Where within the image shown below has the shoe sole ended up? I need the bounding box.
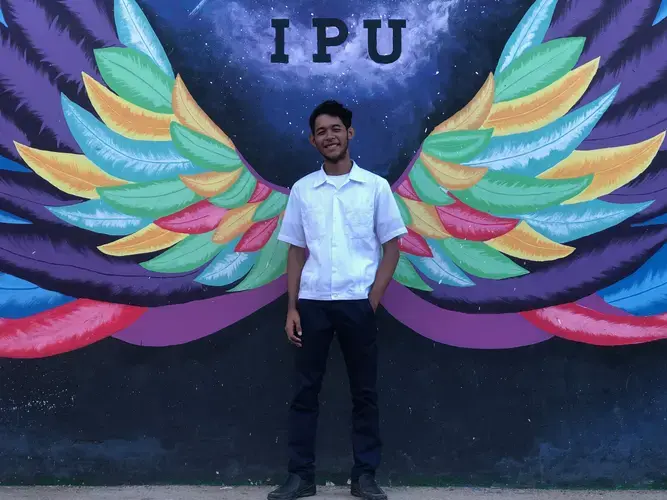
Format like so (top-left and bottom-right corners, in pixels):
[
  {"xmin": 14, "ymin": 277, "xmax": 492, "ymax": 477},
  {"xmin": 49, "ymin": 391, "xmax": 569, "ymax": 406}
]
[
  {"xmin": 350, "ymin": 486, "xmax": 387, "ymax": 500},
  {"xmin": 267, "ymin": 485, "xmax": 316, "ymax": 500}
]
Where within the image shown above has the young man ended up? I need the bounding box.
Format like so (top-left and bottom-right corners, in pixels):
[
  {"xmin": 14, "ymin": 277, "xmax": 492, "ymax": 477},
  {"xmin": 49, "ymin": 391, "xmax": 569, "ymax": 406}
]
[{"xmin": 269, "ymin": 100, "xmax": 407, "ymax": 500}]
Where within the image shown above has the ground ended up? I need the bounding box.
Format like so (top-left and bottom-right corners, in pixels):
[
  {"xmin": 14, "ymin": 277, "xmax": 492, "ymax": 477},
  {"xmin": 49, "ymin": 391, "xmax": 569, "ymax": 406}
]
[{"xmin": 2, "ymin": 487, "xmax": 667, "ymax": 499}]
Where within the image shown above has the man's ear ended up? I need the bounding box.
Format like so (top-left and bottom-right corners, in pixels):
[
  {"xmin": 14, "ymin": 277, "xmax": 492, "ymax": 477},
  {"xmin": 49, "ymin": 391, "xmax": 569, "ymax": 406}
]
[
  {"xmin": 309, "ymin": 134, "xmax": 316, "ymax": 147},
  {"xmin": 348, "ymin": 127, "xmax": 355, "ymax": 140}
]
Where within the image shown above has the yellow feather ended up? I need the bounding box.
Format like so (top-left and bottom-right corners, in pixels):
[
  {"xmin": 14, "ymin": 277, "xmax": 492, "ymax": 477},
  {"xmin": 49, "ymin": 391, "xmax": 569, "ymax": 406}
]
[
  {"xmin": 14, "ymin": 142, "xmax": 127, "ymax": 199},
  {"xmin": 173, "ymin": 75, "xmax": 235, "ymax": 149},
  {"xmin": 486, "ymin": 221, "xmax": 575, "ymax": 262},
  {"xmin": 539, "ymin": 133, "xmax": 666, "ymax": 204},
  {"xmin": 402, "ymin": 197, "xmax": 450, "ymax": 239},
  {"xmin": 432, "ymin": 73, "xmax": 494, "ymax": 133},
  {"xmin": 483, "ymin": 58, "xmax": 600, "ymax": 136},
  {"xmin": 98, "ymin": 224, "xmax": 187, "ymax": 256},
  {"xmin": 420, "ymin": 152, "xmax": 488, "ymax": 190},
  {"xmin": 212, "ymin": 205, "xmax": 257, "ymax": 244},
  {"xmin": 82, "ymin": 73, "xmax": 174, "ymax": 141},
  {"xmin": 179, "ymin": 170, "xmax": 243, "ymax": 197}
]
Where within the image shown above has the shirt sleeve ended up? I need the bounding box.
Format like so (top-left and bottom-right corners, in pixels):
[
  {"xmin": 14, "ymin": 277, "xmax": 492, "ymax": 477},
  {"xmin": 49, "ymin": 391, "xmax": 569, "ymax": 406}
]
[
  {"xmin": 278, "ymin": 185, "xmax": 307, "ymax": 248},
  {"xmin": 375, "ymin": 178, "xmax": 408, "ymax": 244}
]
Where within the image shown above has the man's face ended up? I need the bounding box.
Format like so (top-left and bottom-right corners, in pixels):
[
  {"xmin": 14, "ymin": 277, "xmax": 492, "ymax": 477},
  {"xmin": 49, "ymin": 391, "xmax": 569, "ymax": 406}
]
[{"xmin": 310, "ymin": 114, "xmax": 354, "ymax": 162}]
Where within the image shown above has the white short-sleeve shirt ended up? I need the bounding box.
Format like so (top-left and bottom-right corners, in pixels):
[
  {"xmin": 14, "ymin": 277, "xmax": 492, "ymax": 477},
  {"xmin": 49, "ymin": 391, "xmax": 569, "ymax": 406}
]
[{"xmin": 278, "ymin": 162, "xmax": 408, "ymax": 301}]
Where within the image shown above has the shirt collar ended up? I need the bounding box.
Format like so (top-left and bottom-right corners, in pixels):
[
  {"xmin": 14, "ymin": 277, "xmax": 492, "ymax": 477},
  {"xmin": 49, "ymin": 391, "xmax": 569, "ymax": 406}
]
[{"xmin": 313, "ymin": 161, "xmax": 366, "ymax": 188}]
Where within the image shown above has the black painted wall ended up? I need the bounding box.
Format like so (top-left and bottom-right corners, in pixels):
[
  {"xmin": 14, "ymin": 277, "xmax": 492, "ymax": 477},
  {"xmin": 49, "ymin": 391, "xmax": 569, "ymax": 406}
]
[{"xmin": 2, "ymin": 297, "xmax": 666, "ymax": 488}]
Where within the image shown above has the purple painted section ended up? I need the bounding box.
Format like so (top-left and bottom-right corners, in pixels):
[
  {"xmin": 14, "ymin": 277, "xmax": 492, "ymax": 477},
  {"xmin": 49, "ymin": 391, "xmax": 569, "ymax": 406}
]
[
  {"xmin": 544, "ymin": 0, "xmax": 604, "ymax": 41},
  {"xmin": 58, "ymin": 0, "xmax": 120, "ymax": 47},
  {"xmin": 113, "ymin": 277, "xmax": 287, "ymax": 346},
  {"xmin": 382, "ymin": 282, "xmax": 552, "ymax": 349}
]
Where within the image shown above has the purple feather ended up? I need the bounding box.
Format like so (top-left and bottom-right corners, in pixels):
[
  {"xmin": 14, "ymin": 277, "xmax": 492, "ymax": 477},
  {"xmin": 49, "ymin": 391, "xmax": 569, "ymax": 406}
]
[
  {"xmin": 578, "ymin": 28, "xmax": 667, "ymax": 108},
  {"xmin": 578, "ymin": 0, "xmax": 654, "ymax": 66},
  {"xmin": 0, "ymin": 227, "xmax": 228, "ymax": 307},
  {"xmin": 3, "ymin": 0, "xmax": 102, "ymax": 90},
  {"xmin": 0, "ymin": 172, "xmax": 82, "ymax": 226},
  {"xmin": 411, "ymin": 225, "xmax": 667, "ymax": 314},
  {"xmin": 0, "ymin": 111, "xmax": 28, "ymax": 162},
  {"xmin": 58, "ymin": 0, "xmax": 120, "ymax": 48},
  {"xmin": 581, "ymin": 93, "xmax": 667, "ymax": 150},
  {"xmin": 0, "ymin": 34, "xmax": 80, "ymax": 152},
  {"xmin": 544, "ymin": 0, "xmax": 604, "ymax": 41}
]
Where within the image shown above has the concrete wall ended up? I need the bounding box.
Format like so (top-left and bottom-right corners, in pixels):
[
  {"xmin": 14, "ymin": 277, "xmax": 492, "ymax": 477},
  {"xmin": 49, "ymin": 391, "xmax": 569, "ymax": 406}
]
[{"xmin": 0, "ymin": 0, "xmax": 667, "ymax": 488}]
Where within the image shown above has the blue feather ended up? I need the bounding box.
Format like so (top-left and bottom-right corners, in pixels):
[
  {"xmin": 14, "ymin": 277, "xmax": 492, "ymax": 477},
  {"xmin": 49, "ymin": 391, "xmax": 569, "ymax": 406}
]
[
  {"xmin": 47, "ymin": 199, "xmax": 151, "ymax": 235},
  {"xmin": 0, "ymin": 6, "xmax": 6, "ymax": 27},
  {"xmin": 634, "ymin": 213, "xmax": 667, "ymax": 227},
  {"xmin": 654, "ymin": 0, "xmax": 667, "ymax": 26},
  {"xmin": 0, "ymin": 156, "xmax": 30, "ymax": 172},
  {"xmin": 0, "ymin": 274, "xmax": 74, "ymax": 319},
  {"xmin": 599, "ymin": 244, "xmax": 667, "ymax": 315},
  {"xmin": 0, "ymin": 209, "xmax": 31, "ymax": 225}
]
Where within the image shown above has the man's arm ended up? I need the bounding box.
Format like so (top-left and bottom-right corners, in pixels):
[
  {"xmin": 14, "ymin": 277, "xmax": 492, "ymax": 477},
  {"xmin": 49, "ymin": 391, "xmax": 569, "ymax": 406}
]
[
  {"xmin": 369, "ymin": 237, "xmax": 401, "ymax": 311},
  {"xmin": 370, "ymin": 179, "xmax": 408, "ymax": 311}
]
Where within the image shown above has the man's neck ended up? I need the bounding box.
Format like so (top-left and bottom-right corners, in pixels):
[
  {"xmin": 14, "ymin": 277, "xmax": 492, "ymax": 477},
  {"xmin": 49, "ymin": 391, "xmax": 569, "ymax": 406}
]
[{"xmin": 323, "ymin": 157, "xmax": 353, "ymax": 177}]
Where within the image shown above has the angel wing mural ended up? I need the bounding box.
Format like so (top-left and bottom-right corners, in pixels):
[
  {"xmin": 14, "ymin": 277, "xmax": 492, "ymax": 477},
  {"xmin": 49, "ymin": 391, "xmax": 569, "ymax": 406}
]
[{"xmin": 0, "ymin": 0, "xmax": 666, "ymax": 358}]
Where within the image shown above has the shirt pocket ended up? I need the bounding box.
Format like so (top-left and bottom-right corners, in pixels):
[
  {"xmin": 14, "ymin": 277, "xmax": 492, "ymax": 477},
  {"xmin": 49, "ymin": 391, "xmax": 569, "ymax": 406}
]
[
  {"xmin": 303, "ymin": 205, "xmax": 326, "ymax": 241},
  {"xmin": 343, "ymin": 201, "xmax": 374, "ymax": 239}
]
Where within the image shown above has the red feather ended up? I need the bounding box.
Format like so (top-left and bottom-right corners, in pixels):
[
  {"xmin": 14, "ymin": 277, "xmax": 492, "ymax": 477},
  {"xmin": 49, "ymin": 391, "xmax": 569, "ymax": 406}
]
[
  {"xmin": 398, "ymin": 228, "xmax": 433, "ymax": 257},
  {"xmin": 521, "ymin": 304, "xmax": 667, "ymax": 346},
  {"xmin": 249, "ymin": 183, "xmax": 272, "ymax": 203},
  {"xmin": 0, "ymin": 300, "xmax": 146, "ymax": 358},
  {"xmin": 235, "ymin": 216, "xmax": 279, "ymax": 252},
  {"xmin": 154, "ymin": 200, "xmax": 228, "ymax": 234},
  {"xmin": 435, "ymin": 200, "xmax": 519, "ymax": 241},
  {"xmin": 396, "ymin": 179, "xmax": 421, "ymax": 201}
]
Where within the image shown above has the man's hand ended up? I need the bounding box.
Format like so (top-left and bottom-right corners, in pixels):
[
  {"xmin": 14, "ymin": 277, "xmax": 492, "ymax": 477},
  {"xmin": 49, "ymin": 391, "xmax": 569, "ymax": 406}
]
[
  {"xmin": 285, "ymin": 308, "xmax": 302, "ymax": 347},
  {"xmin": 368, "ymin": 293, "xmax": 380, "ymax": 313}
]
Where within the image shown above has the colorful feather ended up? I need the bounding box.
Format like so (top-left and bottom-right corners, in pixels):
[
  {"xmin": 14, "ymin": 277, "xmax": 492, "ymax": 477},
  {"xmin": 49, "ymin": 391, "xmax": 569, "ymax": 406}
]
[
  {"xmin": 0, "ymin": 210, "xmax": 30, "ymax": 225},
  {"xmin": 3, "ymin": 0, "xmax": 102, "ymax": 89},
  {"xmin": 435, "ymin": 200, "xmax": 519, "ymax": 241},
  {"xmin": 113, "ymin": 0, "xmax": 174, "ymax": 77},
  {"xmin": 248, "ymin": 183, "xmax": 272, "ymax": 204},
  {"xmin": 517, "ymin": 199, "xmax": 653, "ymax": 243},
  {"xmin": 97, "ymin": 223, "xmax": 187, "ymax": 256},
  {"xmin": 656, "ymin": 0, "xmax": 667, "ymax": 25},
  {"xmin": 408, "ymin": 160, "xmax": 455, "ymax": 205},
  {"xmin": 0, "ymin": 299, "xmax": 146, "ymax": 358},
  {"xmin": 0, "ymin": 4, "xmax": 6, "ymax": 26},
  {"xmin": 541, "ymin": 132, "xmax": 665, "ymax": 204},
  {"xmin": 140, "ymin": 232, "xmax": 223, "ymax": 273},
  {"xmin": 396, "ymin": 179, "xmax": 420, "ymax": 201},
  {"xmin": 398, "ymin": 228, "xmax": 432, "ymax": 257},
  {"xmin": 432, "ymin": 74, "xmax": 494, "ymax": 133},
  {"xmin": 407, "ymin": 239, "xmax": 474, "ymax": 287},
  {"xmin": 209, "ymin": 169, "xmax": 257, "ymax": 209},
  {"xmin": 82, "ymin": 73, "xmax": 174, "ymax": 141},
  {"xmin": 14, "ymin": 142, "xmax": 127, "ymax": 199},
  {"xmin": 599, "ymin": 244, "xmax": 667, "ymax": 316},
  {"xmin": 0, "ymin": 156, "xmax": 30, "ymax": 173},
  {"xmin": 230, "ymin": 220, "xmax": 288, "ymax": 292},
  {"xmin": 453, "ymin": 171, "xmax": 593, "ymax": 216},
  {"xmin": 393, "ymin": 255, "xmax": 433, "ymax": 292},
  {"xmin": 0, "ymin": 273, "xmax": 74, "ymax": 319},
  {"xmin": 0, "ymin": 36, "xmax": 79, "ymax": 150},
  {"xmin": 520, "ymin": 303, "xmax": 667, "ymax": 346},
  {"xmin": 179, "ymin": 170, "xmax": 243, "ymax": 198},
  {"xmin": 58, "ymin": 0, "xmax": 120, "ymax": 47},
  {"xmin": 194, "ymin": 237, "xmax": 257, "ymax": 287},
  {"xmin": 212, "ymin": 205, "xmax": 257, "ymax": 244},
  {"xmin": 465, "ymin": 86, "xmax": 619, "ymax": 176},
  {"xmin": 48, "ymin": 199, "xmax": 152, "ymax": 236},
  {"xmin": 171, "ymin": 122, "xmax": 243, "ymax": 171},
  {"xmin": 496, "ymin": 0, "xmax": 559, "ymax": 74},
  {"xmin": 402, "ymin": 198, "xmax": 450, "ymax": 239},
  {"xmin": 62, "ymin": 96, "xmax": 204, "ymax": 182},
  {"xmin": 484, "ymin": 58, "xmax": 599, "ymax": 136},
  {"xmin": 236, "ymin": 216, "xmax": 279, "ymax": 252},
  {"xmin": 98, "ymin": 178, "xmax": 203, "ymax": 219},
  {"xmin": 420, "ymin": 153, "xmax": 488, "ymax": 190},
  {"xmin": 253, "ymin": 191, "xmax": 288, "ymax": 222},
  {"xmin": 94, "ymin": 47, "xmax": 174, "ymax": 113},
  {"xmin": 495, "ymin": 38, "xmax": 585, "ymax": 103},
  {"xmin": 154, "ymin": 200, "xmax": 228, "ymax": 234},
  {"xmin": 486, "ymin": 221, "xmax": 575, "ymax": 261},
  {"xmin": 440, "ymin": 238, "xmax": 529, "ymax": 279},
  {"xmin": 173, "ymin": 75, "xmax": 235, "ymax": 149},
  {"xmin": 421, "ymin": 130, "xmax": 493, "ymax": 164}
]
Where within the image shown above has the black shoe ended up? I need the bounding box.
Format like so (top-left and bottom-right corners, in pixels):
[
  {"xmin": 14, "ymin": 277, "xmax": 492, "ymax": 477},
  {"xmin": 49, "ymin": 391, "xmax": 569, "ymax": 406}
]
[
  {"xmin": 350, "ymin": 474, "xmax": 387, "ymax": 500},
  {"xmin": 267, "ymin": 473, "xmax": 316, "ymax": 500}
]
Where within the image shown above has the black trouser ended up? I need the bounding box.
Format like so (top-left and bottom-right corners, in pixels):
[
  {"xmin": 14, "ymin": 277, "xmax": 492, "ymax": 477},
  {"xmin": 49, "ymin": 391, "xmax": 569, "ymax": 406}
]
[{"xmin": 287, "ymin": 299, "xmax": 381, "ymax": 482}]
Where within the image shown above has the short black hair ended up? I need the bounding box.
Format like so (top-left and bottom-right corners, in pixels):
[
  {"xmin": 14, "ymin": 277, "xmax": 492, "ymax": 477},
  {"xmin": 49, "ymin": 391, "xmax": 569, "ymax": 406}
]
[{"xmin": 309, "ymin": 100, "xmax": 352, "ymax": 133}]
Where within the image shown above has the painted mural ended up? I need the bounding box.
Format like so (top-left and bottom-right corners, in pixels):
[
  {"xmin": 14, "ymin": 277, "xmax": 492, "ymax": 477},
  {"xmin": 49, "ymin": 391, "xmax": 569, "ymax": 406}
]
[{"xmin": 0, "ymin": 0, "xmax": 666, "ymax": 359}]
